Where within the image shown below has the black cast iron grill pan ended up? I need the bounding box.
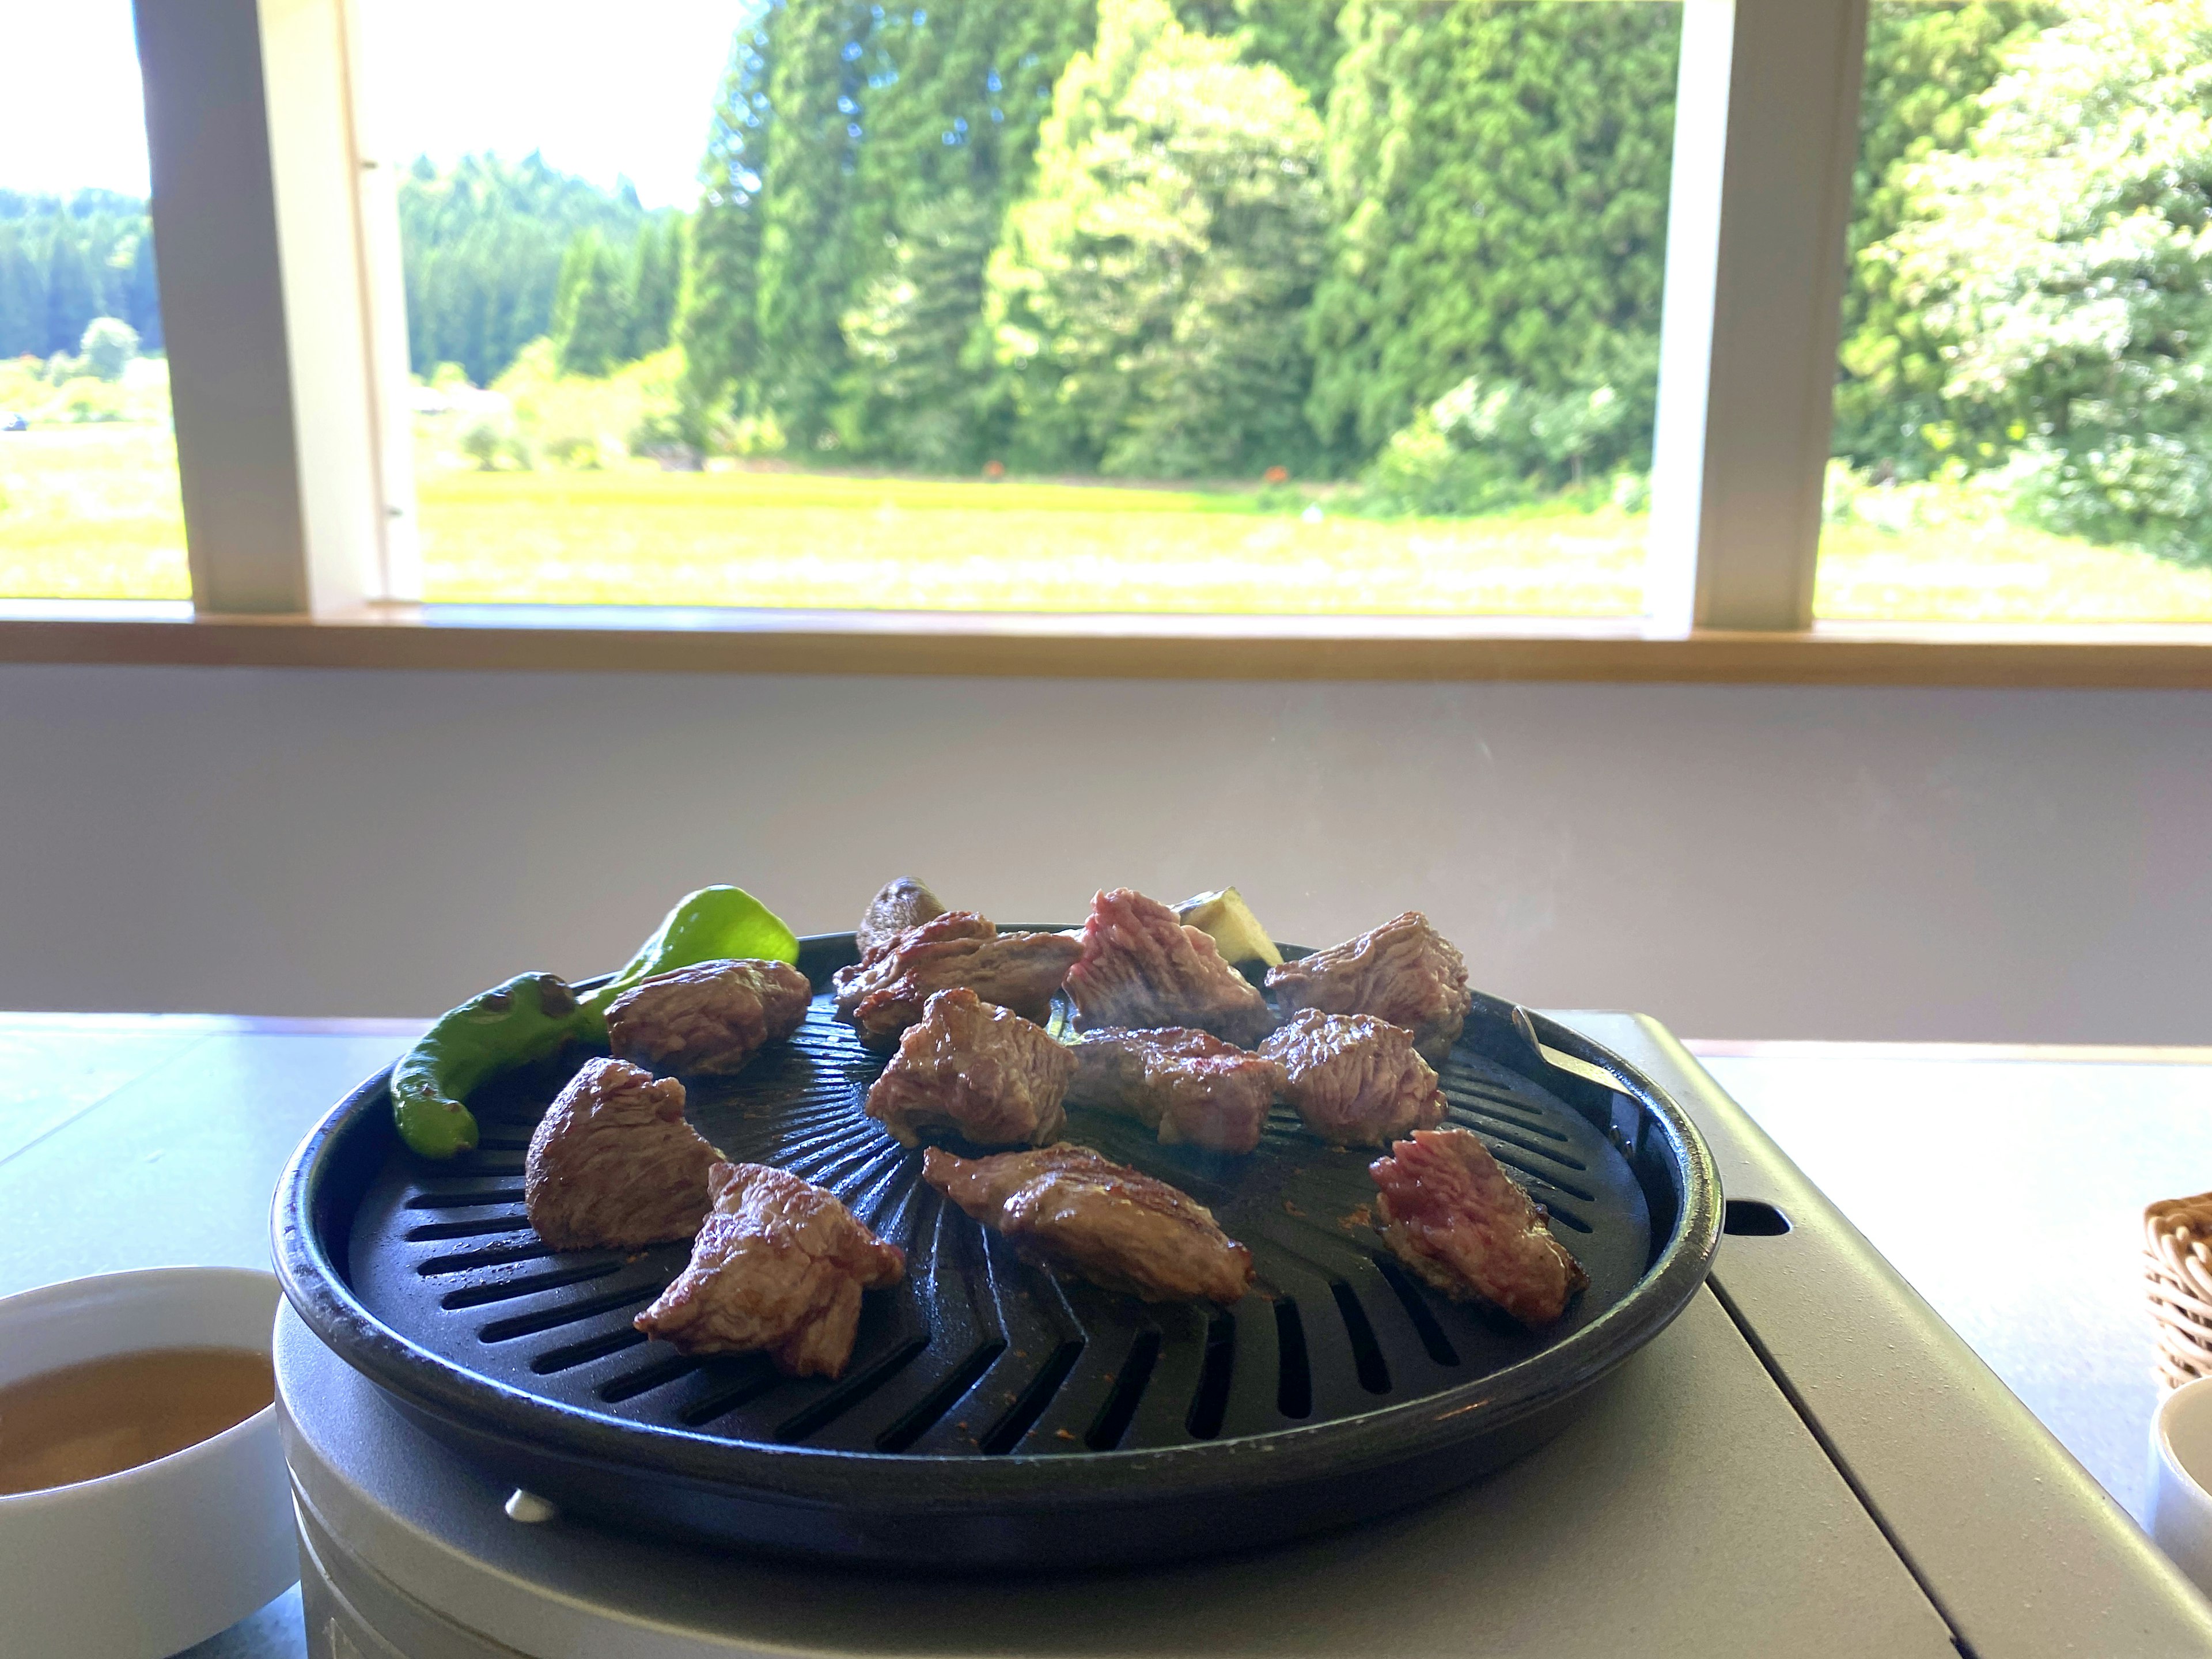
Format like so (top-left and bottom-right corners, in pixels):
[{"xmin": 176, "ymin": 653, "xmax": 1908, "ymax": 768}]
[{"xmin": 275, "ymin": 932, "xmax": 1721, "ymax": 1569}]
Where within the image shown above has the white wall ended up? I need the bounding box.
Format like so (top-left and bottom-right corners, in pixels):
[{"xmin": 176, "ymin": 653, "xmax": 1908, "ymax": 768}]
[{"xmin": 3, "ymin": 663, "xmax": 2206, "ymax": 1043}]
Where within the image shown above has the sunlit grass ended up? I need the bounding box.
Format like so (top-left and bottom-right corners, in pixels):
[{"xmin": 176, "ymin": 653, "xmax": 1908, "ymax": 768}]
[
  {"xmin": 0, "ymin": 426, "xmax": 190, "ymax": 600},
  {"xmin": 1816, "ymin": 516, "xmax": 2212, "ymax": 623},
  {"xmin": 414, "ymin": 465, "xmax": 1646, "ymax": 615},
  {"xmin": 10, "ymin": 425, "xmax": 2212, "ymax": 624}
]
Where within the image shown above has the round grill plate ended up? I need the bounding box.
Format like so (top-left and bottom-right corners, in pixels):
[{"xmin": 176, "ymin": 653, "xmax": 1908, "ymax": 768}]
[{"xmin": 278, "ymin": 934, "xmax": 1718, "ymax": 1568}]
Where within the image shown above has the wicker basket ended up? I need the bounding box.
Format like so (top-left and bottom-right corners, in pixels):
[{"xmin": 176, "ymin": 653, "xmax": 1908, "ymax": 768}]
[{"xmin": 2146, "ymin": 1192, "xmax": 2212, "ymax": 1389}]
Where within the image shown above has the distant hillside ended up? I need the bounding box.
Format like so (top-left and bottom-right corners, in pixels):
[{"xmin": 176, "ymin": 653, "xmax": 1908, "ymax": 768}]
[
  {"xmin": 399, "ymin": 152, "xmax": 676, "ymax": 385},
  {"xmin": 0, "ymin": 189, "xmax": 161, "ymax": 361}
]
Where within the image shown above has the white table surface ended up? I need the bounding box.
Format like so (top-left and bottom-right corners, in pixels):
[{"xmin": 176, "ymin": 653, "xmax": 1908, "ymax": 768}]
[{"xmin": 3, "ymin": 1015, "xmax": 2206, "ymax": 1656}]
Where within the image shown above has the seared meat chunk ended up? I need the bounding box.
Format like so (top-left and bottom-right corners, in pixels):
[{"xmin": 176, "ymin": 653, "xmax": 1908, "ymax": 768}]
[
  {"xmin": 606, "ymin": 958, "xmax": 811, "ymax": 1077},
  {"xmin": 1266, "ymin": 912, "xmax": 1472, "ymax": 1063},
  {"xmin": 1259, "ymin": 1010, "xmax": 1445, "ymax": 1147},
  {"xmin": 1369, "ymin": 1127, "xmax": 1587, "ymax": 1327},
  {"xmin": 1066, "ymin": 1027, "xmax": 1282, "ymax": 1155},
  {"xmin": 1063, "ymin": 888, "xmax": 1274, "ymax": 1046},
  {"xmin": 634, "ymin": 1161, "xmax": 906, "ymax": 1377},
  {"xmin": 866, "ymin": 987, "xmax": 1074, "ymax": 1149},
  {"xmin": 524, "ymin": 1058, "xmax": 721, "ymax": 1251},
  {"xmin": 834, "ymin": 912, "xmax": 1080, "ymax": 1048},
  {"xmin": 857, "ymin": 877, "xmax": 945, "ymax": 959},
  {"xmin": 830, "ymin": 909, "xmax": 995, "ymax": 1008},
  {"xmin": 924, "ymin": 1145, "xmax": 1252, "ymax": 1304}
]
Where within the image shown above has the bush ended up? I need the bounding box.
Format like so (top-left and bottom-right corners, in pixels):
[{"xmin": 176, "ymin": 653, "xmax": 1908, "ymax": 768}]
[
  {"xmin": 79, "ymin": 317, "xmax": 139, "ymax": 382},
  {"xmin": 486, "ymin": 339, "xmax": 684, "ymax": 468},
  {"xmin": 1354, "ymin": 368, "xmax": 1649, "ymax": 516},
  {"xmin": 457, "ymin": 416, "xmax": 529, "ymax": 471},
  {"xmin": 58, "ymin": 378, "xmax": 126, "ymax": 423}
]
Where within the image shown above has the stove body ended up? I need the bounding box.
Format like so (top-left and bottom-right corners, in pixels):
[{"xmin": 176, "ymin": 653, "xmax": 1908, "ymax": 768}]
[{"xmin": 277, "ymin": 1014, "xmax": 2212, "ymax": 1659}]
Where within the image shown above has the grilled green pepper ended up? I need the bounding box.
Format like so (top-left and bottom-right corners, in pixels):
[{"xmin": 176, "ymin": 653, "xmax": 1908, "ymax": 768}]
[
  {"xmin": 577, "ymin": 886, "xmax": 801, "ymax": 1036},
  {"xmin": 392, "ymin": 972, "xmax": 582, "ymax": 1160}
]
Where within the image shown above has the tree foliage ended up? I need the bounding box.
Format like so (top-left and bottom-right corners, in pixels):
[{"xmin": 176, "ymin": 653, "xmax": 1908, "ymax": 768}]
[
  {"xmin": 1307, "ymin": 1, "xmax": 1680, "ymax": 464},
  {"xmin": 1170, "ymin": 0, "xmax": 1346, "ymax": 104},
  {"xmin": 679, "ymin": 16, "xmax": 775, "ymax": 434},
  {"xmin": 0, "ymin": 191, "xmax": 163, "ymax": 360},
  {"xmin": 838, "ymin": 188, "xmax": 1001, "ymax": 468},
  {"xmin": 1877, "ymin": 0, "xmax": 2212, "ymax": 557},
  {"xmin": 1834, "ymin": 2, "xmax": 2057, "ymax": 471},
  {"xmin": 680, "ymin": 0, "xmax": 1096, "ymax": 453},
  {"xmin": 985, "ymin": 0, "xmax": 1329, "ymax": 476},
  {"xmin": 397, "ymin": 153, "xmax": 672, "ymax": 385},
  {"xmin": 79, "ymin": 317, "xmax": 139, "ymax": 382},
  {"xmin": 550, "ymin": 229, "xmax": 627, "ymax": 376}
]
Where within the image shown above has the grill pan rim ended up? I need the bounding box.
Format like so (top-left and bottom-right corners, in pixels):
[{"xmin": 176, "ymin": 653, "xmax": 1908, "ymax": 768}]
[{"xmin": 272, "ymin": 934, "xmax": 1720, "ymax": 1514}]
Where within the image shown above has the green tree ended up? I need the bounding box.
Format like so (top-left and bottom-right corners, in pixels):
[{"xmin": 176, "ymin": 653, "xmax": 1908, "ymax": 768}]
[
  {"xmin": 626, "ymin": 215, "xmax": 682, "ymax": 361},
  {"xmin": 1306, "ymin": 0, "xmax": 1681, "ymax": 463},
  {"xmin": 398, "ymin": 153, "xmax": 650, "ymax": 384},
  {"xmin": 121, "ymin": 230, "xmax": 162, "ymax": 351},
  {"xmin": 0, "ymin": 224, "xmax": 42, "ymax": 359},
  {"xmin": 1834, "ymin": 2, "xmax": 2057, "ymax": 472},
  {"xmin": 40, "ymin": 221, "xmax": 99, "ymax": 358},
  {"xmin": 681, "ymin": 0, "xmax": 1096, "ymax": 453},
  {"xmin": 986, "ymin": 0, "xmax": 1330, "ymax": 476},
  {"xmin": 550, "ymin": 228, "xmax": 631, "ymax": 376},
  {"xmin": 1171, "ymin": 0, "xmax": 1344, "ymax": 103},
  {"xmin": 749, "ymin": 0, "xmax": 873, "ymax": 445},
  {"xmin": 1877, "ymin": 0, "xmax": 2212, "ymax": 557},
  {"xmin": 838, "ymin": 188, "xmax": 1000, "ymax": 468},
  {"xmin": 679, "ymin": 15, "xmax": 775, "ymax": 437}
]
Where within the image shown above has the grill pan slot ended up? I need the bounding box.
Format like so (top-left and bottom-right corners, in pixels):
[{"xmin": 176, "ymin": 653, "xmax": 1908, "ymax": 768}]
[
  {"xmin": 402, "ymin": 1187, "xmax": 524, "ymax": 1210},
  {"xmin": 1086, "ymin": 1328, "xmax": 1162, "ymax": 1450}
]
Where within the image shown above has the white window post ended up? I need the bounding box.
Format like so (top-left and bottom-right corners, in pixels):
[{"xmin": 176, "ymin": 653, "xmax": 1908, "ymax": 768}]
[
  {"xmin": 134, "ymin": 0, "xmax": 412, "ymax": 613},
  {"xmin": 1647, "ymin": 0, "xmax": 1871, "ymax": 633}
]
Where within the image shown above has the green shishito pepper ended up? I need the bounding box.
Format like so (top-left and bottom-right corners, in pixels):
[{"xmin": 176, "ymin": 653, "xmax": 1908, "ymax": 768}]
[
  {"xmin": 391, "ymin": 973, "xmax": 582, "ymax": 1160},
  {"xmin": 575, "ymin": 885, "xmax": 801, "ymax": 1037},
  {"xmin": 390, "ymin": 888, "xmax": 799, "ymax": 1160}
]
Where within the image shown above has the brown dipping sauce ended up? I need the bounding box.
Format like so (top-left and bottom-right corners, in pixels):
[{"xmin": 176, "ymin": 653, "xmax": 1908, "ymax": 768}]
[{"xmin": 0, "ymin": 1347, "xmax": 274, "ymax": 1497}]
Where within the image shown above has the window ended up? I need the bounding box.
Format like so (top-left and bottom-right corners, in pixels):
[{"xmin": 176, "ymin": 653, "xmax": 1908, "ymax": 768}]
[
  {"xmin": 363, "ymin": 0, "xmax": 1682, "ymax": 619},
  {"xmin": 0, "ymin": 3, "xmax": 185, "ymax": 603},
  {"xmin": 15, "ymin": 0, "xmax": 2204, "ymax": 676},
  {"xmin": 1817, "ymin": 0, "xmax": 2212, "ymax": 624}
]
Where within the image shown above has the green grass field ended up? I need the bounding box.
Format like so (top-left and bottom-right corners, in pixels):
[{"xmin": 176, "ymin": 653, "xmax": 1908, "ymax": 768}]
[{"xmin": 8, "ymin": 423, "xmax": 2212, "ymax": 623}]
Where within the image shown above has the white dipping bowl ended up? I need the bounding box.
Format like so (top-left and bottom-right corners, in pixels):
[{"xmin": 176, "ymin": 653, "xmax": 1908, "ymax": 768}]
[{"xmin": 0, "ymin": 1267, "xmax": 294, "ymax": 1659}]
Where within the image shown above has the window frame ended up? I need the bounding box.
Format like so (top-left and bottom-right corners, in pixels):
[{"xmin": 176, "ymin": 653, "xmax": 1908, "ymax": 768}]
[{"xmin": 41, "ymin": 0, "xmax": 2204, "ymax": 683}]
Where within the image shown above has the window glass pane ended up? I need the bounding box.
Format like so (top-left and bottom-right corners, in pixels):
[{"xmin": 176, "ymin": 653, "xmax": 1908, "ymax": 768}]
[
  {"xmin": 0, "ymin": 4, "xmax": 186, "ymax": 602},
  {"xmin": 1818, "ymin": 0, "xmax": 2212, "ymax": 624},
  {"xmin": 368, "ymin": 0, "xmax": 1680, "ymax": 618}
]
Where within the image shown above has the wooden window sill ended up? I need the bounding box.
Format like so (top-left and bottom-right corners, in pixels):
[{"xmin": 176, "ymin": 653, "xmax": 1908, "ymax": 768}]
[{"xmin": 3, "ymin": 601, "xmax": 2212, "ymax": 686}]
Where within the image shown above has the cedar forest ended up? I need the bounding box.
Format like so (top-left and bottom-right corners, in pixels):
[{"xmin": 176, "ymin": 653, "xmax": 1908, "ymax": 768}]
[{"xmin": 7, "ymin": 0, "xmax": 2212, "ymax": 557}]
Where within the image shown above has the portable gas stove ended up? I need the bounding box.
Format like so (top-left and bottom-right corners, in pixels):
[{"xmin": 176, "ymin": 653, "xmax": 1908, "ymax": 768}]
[{"xmin": 274, "ymin": 1002, "xmax": 2212, "ymax": 1658}]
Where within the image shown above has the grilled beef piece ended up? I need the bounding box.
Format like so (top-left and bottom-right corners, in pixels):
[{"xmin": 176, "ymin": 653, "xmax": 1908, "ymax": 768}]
[
  {"xmin": 866, "ymin": 987, "xmax": 1074, "ymax": 1149},
  {"xmin": 856, "ymin": 877, "xmax": 946, "ymax": 959},
  {"xmin": 830, "ymin": 909, "xmax": 996, "ymax": 1007},
  {"xmin": 834, "ymin": 912, "xmax": 1080, "ymax": 1048},
  {"xmin": 1063, "ymin": 888, "xmax": 1274, "ymax": 1047},
  {"xmin": 606, "ymin": 958, "xmax": 812, "ymax": 1077},
  {"xmin": 634, "ymin": 1161, "xmax": 906, "ymax": 1377},
  {"xmin": 1065, "ymin": 1027, "xmax": 1282, "ymax": 1155},
  {"xmin": 1259, "ymin": 1010, "xmax": 1446, "ymax": 1147},
  {"xmin": 1265, "ymin": 912, "xmax": 1472, "ymax": 1064},
  {"xmin": 524, "ymin": 1058, "xmax": 722, "ymax": 1251},
  {"xmin": 1369, "ymin": 1127, "xmax": 1587, "ymax": 1327},
  {"xmin": 923, "ymin": 1145, "xmax": 1252, "ymax": 1304}
]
